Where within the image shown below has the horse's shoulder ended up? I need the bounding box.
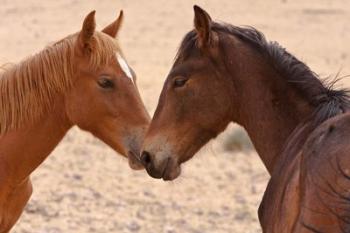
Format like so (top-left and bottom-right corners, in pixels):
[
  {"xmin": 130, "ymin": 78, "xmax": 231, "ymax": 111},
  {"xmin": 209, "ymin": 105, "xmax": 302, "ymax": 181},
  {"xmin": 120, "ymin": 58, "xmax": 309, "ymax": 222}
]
[
  {"xmin": 301, "ymin": 112, "xmax": 350, "ymax": 173},
  {"xmin": 295, "ymin": 113, "xmax": 350, "ymax": 232},
  {"xmin": 305, "ymin": 113, "xmax": 350, "ymax": 148}
]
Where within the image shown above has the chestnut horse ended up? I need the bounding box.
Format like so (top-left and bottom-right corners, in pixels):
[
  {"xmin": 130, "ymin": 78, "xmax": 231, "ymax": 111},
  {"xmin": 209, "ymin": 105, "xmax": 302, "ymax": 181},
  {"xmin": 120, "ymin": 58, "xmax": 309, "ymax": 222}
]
[
  {"xmin": 141, "ymin": 5, "xmax": 350, "ymax": 233},
  {"xmin": 0, "ymin": 10, "xmax": 149, "ymax": 232}
]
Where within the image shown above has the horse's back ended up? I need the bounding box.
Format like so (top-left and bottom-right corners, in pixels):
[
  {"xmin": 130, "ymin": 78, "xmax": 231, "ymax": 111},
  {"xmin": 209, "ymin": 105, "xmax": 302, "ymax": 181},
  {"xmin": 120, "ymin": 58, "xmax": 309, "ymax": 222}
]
[
  {"xmin": 259, "ymin": 113, "xmax": 350, "ymax": 233},
  {"xmin": 294, "ymin": 113, "xmax": 350, "ymax": 232}
]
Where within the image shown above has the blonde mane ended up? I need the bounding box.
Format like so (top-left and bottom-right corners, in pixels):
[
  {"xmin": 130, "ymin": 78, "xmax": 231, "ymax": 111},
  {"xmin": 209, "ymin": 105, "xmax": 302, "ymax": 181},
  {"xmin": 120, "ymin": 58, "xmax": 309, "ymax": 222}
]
[{"xmin": 0, "ymin": 31, "xmax": 118, "ymax": 134}]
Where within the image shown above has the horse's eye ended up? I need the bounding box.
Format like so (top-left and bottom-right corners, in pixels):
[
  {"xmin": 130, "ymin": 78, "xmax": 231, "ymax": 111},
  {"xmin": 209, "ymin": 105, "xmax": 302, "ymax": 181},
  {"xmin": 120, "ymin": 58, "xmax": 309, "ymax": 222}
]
[
  {"xmin": 98, "ymin": 77, "xmax": 114, "ymax": 89},
  {"xmin": 174, "ymin": 77, "xmax": 188, "ymax": 88}
]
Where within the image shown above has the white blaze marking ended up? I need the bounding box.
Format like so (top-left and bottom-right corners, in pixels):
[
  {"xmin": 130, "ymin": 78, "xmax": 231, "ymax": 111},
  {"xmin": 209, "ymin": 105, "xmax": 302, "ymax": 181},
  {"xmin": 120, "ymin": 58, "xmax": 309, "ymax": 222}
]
[{"xmin": 116, "ymin": 53, "xmax": 134, "ymax": 83}]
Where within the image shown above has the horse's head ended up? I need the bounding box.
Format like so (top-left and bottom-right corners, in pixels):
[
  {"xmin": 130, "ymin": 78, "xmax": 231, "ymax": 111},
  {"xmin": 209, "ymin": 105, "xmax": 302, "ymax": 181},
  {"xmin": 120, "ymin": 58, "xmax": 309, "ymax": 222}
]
[
  {"xmin": 66, "ymin": 11, "xmax": 150, "ymax": 170},
  {"xmin": 141, "ymin": 6, "xmax": 234, "ymax": 180}
]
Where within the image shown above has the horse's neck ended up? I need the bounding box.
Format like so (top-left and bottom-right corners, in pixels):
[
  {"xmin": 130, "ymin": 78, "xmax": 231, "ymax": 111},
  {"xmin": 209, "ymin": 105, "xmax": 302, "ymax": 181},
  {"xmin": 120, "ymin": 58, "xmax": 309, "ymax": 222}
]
[
  {"xmin": 0, "ymin": 101, "xmax": 71, "ymax": 186},
  {"xmin": 231, "ymin": 55, "xmax": 314, "ymax": 174}
]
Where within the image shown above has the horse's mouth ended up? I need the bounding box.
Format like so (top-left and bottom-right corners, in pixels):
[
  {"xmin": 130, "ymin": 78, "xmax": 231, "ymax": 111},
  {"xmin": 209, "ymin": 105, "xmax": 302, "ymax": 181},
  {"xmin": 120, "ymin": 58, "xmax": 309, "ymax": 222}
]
[
  {"xmin": 161, "ymin": 157, "xmax": 170, "ymax": 179},
  {"xmin": 161, "ymin": 158, "xmax": 181, "ymax": 181},
  {"xmin": 143, "ymin": 156, "xmax": 179, "ymax": 180},
  {"xmin": 127, "ymin": 151, "xmax": 144, "ymax": 170}
]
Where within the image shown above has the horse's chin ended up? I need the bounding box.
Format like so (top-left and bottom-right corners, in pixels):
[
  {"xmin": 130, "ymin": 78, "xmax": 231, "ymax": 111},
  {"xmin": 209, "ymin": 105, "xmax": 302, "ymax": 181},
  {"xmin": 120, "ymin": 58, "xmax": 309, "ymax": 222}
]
[
  {"xmin": 162, "ymin": 163, "xmax": 181, "ymax": 181},
  {"xmin": 127, "ymin": 151, "xmax": 144, "ymax": 170}
]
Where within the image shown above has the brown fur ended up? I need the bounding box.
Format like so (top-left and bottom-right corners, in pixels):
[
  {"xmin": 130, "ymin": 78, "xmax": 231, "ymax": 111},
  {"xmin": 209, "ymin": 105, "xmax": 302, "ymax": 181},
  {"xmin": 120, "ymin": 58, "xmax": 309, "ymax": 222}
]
[
  {"xmin": 0, "ymin": 10, "xmax": 149, "ymax": 232},
  {"xmin": 141, "ymin": 5, "xmax": 350, "ymax": 232},
  {"xmin": 0, "ymin": 31, "xmax": 118, "ymax": 134}
]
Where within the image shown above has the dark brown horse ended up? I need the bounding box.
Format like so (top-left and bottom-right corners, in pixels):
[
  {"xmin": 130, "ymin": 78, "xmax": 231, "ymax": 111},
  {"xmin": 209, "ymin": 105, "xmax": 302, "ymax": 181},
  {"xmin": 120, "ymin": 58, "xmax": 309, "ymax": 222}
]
[{"xmin": 141, "ymin": 5, "xmax": 350, "ymax": 233}]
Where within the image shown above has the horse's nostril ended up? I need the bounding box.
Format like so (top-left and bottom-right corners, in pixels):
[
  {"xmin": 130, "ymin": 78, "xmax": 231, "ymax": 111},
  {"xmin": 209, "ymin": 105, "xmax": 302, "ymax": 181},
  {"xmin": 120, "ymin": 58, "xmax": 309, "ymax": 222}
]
[{"xmin": 141, "ymin": 151, "xmax": 152, "ymax": 165}]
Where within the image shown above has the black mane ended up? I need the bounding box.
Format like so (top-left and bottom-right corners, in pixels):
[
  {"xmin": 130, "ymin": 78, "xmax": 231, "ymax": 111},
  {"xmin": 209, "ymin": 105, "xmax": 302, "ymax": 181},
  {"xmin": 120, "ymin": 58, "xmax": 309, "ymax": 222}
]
[{"xmin": 176, "ymin": 22, "xmax": 350, "ymax": 126}]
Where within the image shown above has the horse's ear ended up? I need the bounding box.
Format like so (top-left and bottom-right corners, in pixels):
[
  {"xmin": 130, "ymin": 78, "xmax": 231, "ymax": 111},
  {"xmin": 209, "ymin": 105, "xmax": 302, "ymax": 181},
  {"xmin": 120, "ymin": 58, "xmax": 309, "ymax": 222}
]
[
  {"xmin": 78, "ymin": 10, "xmax": 96, "ymax": 54},
  {"xmin": 193, "ymin": 5, "xmax": 212, "ymax": 48},
  {"xmin": 102, "ymin": 10, "xmax": 123, "ymax": 38}
]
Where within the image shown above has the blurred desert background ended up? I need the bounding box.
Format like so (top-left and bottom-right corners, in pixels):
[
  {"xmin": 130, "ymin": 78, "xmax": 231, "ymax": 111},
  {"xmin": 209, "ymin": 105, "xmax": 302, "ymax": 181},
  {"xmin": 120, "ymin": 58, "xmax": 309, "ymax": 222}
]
[{"xmin": 0, "ymin": 0, "xmax": 349, "ymax": 232}]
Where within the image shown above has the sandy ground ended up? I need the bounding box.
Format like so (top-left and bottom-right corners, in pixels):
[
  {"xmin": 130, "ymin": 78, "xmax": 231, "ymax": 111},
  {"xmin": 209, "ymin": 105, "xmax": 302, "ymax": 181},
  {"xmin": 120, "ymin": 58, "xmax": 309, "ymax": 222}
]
[{"xmin": 0, "ymin": 0, "xmax": 349, "ymax": 232}]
